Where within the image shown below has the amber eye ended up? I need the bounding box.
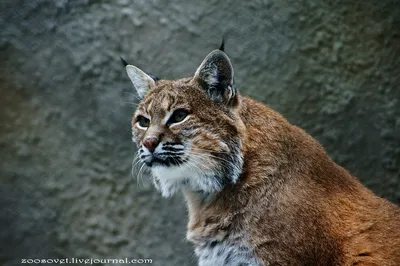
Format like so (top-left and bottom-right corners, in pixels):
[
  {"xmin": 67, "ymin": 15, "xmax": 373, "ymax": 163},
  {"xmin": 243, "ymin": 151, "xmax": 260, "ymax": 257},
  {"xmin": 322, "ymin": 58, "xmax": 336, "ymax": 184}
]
[
  {"xmin": 137, "ymin": 115, "xmax": 150, "ymax": 128},
  {"xmin": 168, "ymin": 109, "xmax": 189, "ymax": 125}
]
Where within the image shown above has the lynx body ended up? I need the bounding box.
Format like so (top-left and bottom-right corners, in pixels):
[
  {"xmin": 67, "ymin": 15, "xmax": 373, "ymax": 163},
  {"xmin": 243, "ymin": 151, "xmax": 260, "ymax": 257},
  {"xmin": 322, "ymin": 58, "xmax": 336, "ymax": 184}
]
[{"xmin": 123, "ymin": 48, "xmax": 400, "ymax": 266}]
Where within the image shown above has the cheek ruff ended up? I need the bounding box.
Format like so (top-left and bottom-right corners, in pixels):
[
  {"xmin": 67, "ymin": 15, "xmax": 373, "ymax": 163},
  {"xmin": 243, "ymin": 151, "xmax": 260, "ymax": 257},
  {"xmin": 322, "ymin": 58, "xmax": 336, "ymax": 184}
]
[{"xmin": 147, "ymin": 139, "xmax": 243, "ymax": 197}]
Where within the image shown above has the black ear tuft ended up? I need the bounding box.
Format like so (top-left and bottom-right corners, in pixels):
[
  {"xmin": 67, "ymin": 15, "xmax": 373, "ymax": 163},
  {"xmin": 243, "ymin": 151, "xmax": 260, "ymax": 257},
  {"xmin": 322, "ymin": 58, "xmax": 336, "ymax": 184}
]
[
  {"xmin": 121, "ymin": 56, "xmax": 160, "ymax": 81},
  {"xmin": 120, "ymin": 56, "xmax": 129, "ymax": 67},
  {"xmin": 219, "ymin": 38, "xmax": 225, "ymax": 52}
]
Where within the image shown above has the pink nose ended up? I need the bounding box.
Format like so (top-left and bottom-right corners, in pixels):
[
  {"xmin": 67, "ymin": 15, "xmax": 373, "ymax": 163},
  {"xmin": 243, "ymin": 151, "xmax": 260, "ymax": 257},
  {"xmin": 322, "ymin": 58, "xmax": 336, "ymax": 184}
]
[{"xmin": 142, "ymin": 137, "xmax": 159, "ymax": 152}]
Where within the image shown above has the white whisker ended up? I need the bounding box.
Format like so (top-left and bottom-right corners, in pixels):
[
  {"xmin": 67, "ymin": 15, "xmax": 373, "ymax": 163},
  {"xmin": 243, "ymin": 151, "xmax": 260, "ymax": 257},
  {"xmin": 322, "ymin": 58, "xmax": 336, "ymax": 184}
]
[{"xmin": 123, "ymin": 91, "xmax": 141, "ymax": 101}]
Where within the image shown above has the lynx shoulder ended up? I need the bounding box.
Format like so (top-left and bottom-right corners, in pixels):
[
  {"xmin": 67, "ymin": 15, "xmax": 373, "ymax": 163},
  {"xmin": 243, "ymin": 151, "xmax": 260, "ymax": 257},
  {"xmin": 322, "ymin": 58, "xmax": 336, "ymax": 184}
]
[{"xmin": 123, "ymin": 48, "xmax": 400, "ymax": 266}]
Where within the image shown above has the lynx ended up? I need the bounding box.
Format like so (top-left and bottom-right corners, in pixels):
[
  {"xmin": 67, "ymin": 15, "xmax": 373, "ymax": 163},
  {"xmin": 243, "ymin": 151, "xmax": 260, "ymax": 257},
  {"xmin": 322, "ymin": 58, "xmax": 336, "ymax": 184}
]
[{"xmin": 122, "ymin": 46, "xmax": 400, "ymax": 265}]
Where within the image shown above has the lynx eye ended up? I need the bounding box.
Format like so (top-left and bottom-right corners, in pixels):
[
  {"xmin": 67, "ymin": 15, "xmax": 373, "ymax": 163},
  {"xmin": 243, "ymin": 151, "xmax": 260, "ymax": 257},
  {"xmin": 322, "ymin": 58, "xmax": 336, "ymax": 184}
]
[
  {"xmin": 168, "ymin": 109, "xmax": 189, "ymax": 125},
  {"xmin": 137, "ymin": 115, "xmax": 150, "ymax": 128}
]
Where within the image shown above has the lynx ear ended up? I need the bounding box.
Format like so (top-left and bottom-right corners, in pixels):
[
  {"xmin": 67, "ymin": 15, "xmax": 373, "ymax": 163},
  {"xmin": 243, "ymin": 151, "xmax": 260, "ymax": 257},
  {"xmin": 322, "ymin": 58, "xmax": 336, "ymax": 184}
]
[
  {"xmin": 193, "ymin": 50, "xmax": 236, "ymax": 105},
  {"xmin": 125, "ymin": 65, "xmax": 155, "ymax": 98}
]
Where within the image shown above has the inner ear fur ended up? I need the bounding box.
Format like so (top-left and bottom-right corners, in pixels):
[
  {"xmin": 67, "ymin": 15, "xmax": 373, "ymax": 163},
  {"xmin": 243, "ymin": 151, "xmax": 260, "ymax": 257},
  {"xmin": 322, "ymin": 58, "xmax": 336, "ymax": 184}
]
[
  {"xmin": 125, "ymin": 65, "xmax": 155, "ymax": 98},
  {"xmin": 193, "ymin": 50, "xmax": 237, "ymax": 105}
]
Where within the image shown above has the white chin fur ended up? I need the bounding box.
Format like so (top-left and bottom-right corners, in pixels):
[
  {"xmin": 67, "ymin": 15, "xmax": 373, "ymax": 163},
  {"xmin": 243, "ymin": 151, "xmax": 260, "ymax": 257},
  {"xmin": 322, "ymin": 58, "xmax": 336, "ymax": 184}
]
[
  {"xmin": 151, "ymin": 163, "xmax": 222, "ymax": 198},
  {"xmin": 151, "ymin": 164, "xmax": 190, "ymax": 197}
]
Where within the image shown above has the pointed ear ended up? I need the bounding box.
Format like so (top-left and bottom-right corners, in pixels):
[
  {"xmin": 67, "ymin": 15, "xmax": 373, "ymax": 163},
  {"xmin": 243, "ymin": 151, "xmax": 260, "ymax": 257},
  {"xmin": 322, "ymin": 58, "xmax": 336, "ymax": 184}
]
[
  {"xmin": 125, "ymin": 65, "xmax": 155, "ymax": 98},
  {"xmin": 193, "ymin": 50, "xmax": 237, "ymax": 105}
]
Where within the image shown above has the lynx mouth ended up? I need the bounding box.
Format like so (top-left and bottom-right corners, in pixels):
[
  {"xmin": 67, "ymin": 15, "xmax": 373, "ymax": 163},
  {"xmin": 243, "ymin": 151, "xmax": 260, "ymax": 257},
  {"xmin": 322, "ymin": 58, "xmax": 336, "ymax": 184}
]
[{"xmin": 144, "ymin": 155, "xmax": 188, "ymax": 167}]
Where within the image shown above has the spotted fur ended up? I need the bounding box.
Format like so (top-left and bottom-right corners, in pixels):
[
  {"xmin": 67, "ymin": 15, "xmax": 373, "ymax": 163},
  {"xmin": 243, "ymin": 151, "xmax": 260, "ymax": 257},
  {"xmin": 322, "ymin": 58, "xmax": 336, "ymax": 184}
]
[{"xmin": 124, "ymin": 48, "xmax": 400, "ymax": 266}]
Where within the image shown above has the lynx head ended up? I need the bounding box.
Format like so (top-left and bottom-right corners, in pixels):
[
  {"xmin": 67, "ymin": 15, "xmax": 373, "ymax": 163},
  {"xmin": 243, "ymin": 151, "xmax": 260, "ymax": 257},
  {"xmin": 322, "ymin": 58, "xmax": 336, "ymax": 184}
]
[{"xmin": 125, "ymin": 50, "xmax": 245, "ymax": 197}]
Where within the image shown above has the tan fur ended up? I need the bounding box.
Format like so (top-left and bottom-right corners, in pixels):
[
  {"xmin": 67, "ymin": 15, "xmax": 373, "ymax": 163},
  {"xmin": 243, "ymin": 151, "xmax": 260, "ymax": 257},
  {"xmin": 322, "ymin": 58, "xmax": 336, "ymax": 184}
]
[{"xmin": 128, "ymin": 52, "xmax": 400, "ymax": 265}]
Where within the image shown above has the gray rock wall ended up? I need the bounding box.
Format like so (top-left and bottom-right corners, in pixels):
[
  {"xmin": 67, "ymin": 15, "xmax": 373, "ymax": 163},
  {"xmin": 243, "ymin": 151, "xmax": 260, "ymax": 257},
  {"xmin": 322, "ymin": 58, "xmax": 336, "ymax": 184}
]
[{"xmin": 1, "ymin": 1, "xmax": 399, "ymax": 265}]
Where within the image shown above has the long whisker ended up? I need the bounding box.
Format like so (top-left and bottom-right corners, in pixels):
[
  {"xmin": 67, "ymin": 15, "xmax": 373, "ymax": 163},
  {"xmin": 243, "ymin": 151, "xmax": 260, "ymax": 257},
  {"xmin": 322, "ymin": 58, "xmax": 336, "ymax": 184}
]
[
  {"xmin": 186, "ymin": 150, "xmax": 235, "ymax": 167},
  {"xmin": 122, "ymin": 101, "xmax": 140, "ymax": 107},
  {"xmin": 131, "ymin": 150, "xmax": 141, "ymax": 177},
  {"xmin": 123, "ymin": 91, "xmax": 141, "ymax": 101},
  {"xmin": 132, "ymin": 151, "xmax": 145, "ymax": 188},
  {"xmin": 183, "ymin": 154, "xmax": 222, "ymax": 178},
  {"xmin": 188, "ymin": 151, "xmax": 234, "ymax": 165},
  {"xmin": 191, "ymin": 147, "xmax": 232, "ymax": 155},
  {"xmin": 132, "ymin": 151, "xmax": 143, "ymax": 168},
  {"xmin": 137, "ymin": 163, "xmax": 147, "ymax": 188},
  {"xmin": 186, "ymin": 150, "xmax": 241, "ymax": 174},
  {"xmin": 182, "ymin": 156, "xmax": 209, "ymax": 178},
  {"xmin": 132, "ymin": 149, "xmax": 153, "ymax": 189}
]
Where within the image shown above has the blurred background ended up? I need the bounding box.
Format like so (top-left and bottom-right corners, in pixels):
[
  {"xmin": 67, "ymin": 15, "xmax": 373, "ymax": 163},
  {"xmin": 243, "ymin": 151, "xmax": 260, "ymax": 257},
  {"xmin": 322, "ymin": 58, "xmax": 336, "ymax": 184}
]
[{"xmin": 1, "ymin": 0, "xmax": 399, "ymax": 265}]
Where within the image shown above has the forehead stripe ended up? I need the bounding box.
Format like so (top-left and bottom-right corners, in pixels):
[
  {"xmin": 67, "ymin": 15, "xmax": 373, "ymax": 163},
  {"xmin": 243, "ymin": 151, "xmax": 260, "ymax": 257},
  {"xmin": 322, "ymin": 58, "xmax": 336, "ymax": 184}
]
[
  {"xmin": 161, "ymin": 95, "xmax": 171, "ymax": 110},
  {"xmin": 146, "ymin": 100, "xmax": 153, "ymax": 114}
]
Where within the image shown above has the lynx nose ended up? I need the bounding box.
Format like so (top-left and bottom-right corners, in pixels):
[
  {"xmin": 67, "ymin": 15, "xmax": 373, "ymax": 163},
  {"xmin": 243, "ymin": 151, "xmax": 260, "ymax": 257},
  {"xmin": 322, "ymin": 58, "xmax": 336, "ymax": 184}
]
[{"xmin": 142, "ymin": 136, "xmax": 159, "ymax": 153}]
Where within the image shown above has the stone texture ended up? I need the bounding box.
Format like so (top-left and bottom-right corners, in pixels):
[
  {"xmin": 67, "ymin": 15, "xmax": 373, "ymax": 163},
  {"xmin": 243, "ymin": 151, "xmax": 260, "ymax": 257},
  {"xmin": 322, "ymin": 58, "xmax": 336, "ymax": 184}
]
[{"xmin": 0, "ymin": 0, "xmax": 399, "ymax": 265}]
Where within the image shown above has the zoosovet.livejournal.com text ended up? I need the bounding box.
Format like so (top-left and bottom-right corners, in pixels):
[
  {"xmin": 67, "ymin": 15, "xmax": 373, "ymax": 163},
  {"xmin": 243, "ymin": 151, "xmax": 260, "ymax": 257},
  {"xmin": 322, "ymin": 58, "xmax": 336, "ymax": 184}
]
[{"xmin": 21, "ymin": 258, "xmax": 153, "ymax": 264}]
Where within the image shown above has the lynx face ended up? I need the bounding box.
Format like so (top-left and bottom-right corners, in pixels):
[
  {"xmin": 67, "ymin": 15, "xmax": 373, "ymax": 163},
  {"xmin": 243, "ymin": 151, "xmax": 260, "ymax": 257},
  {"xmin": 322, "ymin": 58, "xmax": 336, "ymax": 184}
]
[{"xmin": 125, "ymin": 50, "xmax": 244, "ymax": 197}]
